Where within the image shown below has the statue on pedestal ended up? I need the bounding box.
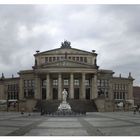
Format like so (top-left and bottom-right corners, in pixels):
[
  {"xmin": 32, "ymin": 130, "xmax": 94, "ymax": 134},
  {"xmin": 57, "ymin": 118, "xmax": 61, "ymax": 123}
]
[
  {"xmin": 62, "ymin": 89, "xmax": 68, "ymax": 103},
  {"xmin": 58, "ymin": 89, "xmax": 71, "ymax": 111}
]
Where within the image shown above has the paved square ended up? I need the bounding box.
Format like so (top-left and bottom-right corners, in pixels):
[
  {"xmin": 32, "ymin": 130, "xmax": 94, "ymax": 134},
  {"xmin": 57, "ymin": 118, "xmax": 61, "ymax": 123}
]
[
  {"xmin": 0, "ymin": 112, "xmax": 140, "ymax": 136},
  {"xmin": 25, "ymin": 128, "xmax": 88, "ymax": 136}
]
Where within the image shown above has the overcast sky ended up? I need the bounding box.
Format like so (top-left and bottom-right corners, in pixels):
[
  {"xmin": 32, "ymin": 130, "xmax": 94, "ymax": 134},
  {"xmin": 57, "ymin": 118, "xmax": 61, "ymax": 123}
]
[{"xmin": 0, "ymin": 5, "xmax": 140, "ymax": 85}]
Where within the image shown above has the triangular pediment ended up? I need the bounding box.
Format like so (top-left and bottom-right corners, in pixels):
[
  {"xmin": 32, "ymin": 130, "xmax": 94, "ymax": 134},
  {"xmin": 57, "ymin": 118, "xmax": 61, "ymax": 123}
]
[
  {"xmin": 35, "ymin": 47, "xmax": 95, "ymax": 56},
  {"xmin": 41, "ymin": 60, "xmax": 95, "ymax": 68}
]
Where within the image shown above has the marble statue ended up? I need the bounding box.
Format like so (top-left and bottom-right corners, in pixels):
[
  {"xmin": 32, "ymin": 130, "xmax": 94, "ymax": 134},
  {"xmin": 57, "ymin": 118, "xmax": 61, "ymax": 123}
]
[{"xmin": 62, "ymin": 89, "xmax": 68, "ymax": 102}]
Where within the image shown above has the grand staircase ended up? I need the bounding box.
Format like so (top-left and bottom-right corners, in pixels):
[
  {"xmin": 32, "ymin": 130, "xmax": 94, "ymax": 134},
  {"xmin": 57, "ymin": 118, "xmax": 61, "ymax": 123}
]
[{"xmin": 34, "ymin": 99, "xmax": 98, "ymax": 114}]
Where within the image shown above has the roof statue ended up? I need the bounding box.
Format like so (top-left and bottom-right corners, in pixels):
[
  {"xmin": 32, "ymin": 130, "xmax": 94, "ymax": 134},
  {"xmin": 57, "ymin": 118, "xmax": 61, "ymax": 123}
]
[{"xmin": 61, "ymin": 40, "xmax": 71, "ymax": 48}]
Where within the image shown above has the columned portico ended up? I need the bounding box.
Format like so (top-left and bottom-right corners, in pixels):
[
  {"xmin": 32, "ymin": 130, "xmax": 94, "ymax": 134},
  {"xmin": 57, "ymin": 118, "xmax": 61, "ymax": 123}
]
[{"xmin": 38, "ymin": 72, "xmax": 98, "ymax": 100}]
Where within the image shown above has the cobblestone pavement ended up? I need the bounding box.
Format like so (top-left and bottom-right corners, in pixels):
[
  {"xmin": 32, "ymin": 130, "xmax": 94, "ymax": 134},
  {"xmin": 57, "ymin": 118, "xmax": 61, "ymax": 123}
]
[{"xmin": 0, "ymin": 111, "xmax": 140, "ymax": 136}]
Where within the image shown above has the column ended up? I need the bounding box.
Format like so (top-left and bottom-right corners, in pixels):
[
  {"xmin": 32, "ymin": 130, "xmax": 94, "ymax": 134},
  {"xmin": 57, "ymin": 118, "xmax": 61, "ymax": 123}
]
[
  {"xmin": 81, "ymin": 73, "xmax": 86, "ymax": 99},
  {"xmin": 70, "ymin": 73, "xmax": 74, "ymax": 99},
  {"xmin": 46, "ymin": 74, "xmax": 50, "ymax": 100},
  {"xmin": 58, "ymin": 73, "xmax": 62, "ymax": 100},
  {"xmin": 91, "ymin": 74, "xmax": 98, "ymax": 99},
  {"xmin": 35, "ymin": 75, "xmax": 41, "ymax": 99},
  {"xmin": 19, "ymin": 78, "xmax": 24, "ymax": 100}
]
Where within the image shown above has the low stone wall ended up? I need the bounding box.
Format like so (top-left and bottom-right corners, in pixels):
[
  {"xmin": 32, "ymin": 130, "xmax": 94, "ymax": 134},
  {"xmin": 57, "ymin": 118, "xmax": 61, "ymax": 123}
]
[
  {"xmin": 19, "ymin": 99, "xmax": 37, "ymax": 112},
  {"xmin": 94, "ymin": 98, "xmax": 115, "ymax": 112}
]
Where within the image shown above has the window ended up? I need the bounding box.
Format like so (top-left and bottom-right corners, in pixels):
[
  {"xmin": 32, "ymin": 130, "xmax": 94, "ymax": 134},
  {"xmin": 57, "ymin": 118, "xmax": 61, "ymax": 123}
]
[
  {"xmin": 85, "ymin": 80, "xmax": 90, "ymax": 86},
  {"xmin": 53, "ymin": 80, "xmax": 58, "ymax": 86},
  {"xmin": 117, "ymin": 92, "xmax": 119, "ymax": 99},
  {"xmin": 42, "ymin": 80, "xmax": 46, "ymax": 87},
  {"xmin": 68, "ymin": 56, "xmax": 71, "ymax": 60},
  {"xmin": 24, "ymin": 80, "xmax": 35, "ymax": 98},
  {"xmin": 64, "ymin": 80, "xmax": 69, "ymax": 86},
  {"xmin": 84, "ymin": 57, "xmax": 87, "ymax": 63},
  {"xmin": 49, "ymin": 57, "xmax": 52, "ymax": 62},
  {"xmin": 123, "ymin": 84, "xmax": 125, "ymax": 90},
  {"xmin": 53, "ymin": 57, "xmax": 56, "ymax": 61},
  {"xmin": 123, "ymin": 92, "xmax": 125, "ymax": 99},
  {"xmin": 57, "ymin": 57, "xmax": 60, "ymax": 61},
  {"xmin": 80, "ymin": 57, "xmax": 83, "ymax": 62},
  {"xmin": 97, "ymin": 80, "xmax": 100, "ymax": 86},
  {"xmin": 7, "ymin": 84, "xmax": 19, "ymax": 100},
  {"xmin": 61, "ymin": 56, "xmax": 64, "ymax": 60},
  {"xmin": 76, "ymin": 57, "xmax": 79, "ymax": 61},
  {"xmin": 45, "ymin": 57, "xmax": 48, "ymax": 63},
  {"xmin": 101, "ymin": 80, "xmax": 104, "ymax": 87},
  {"xmin": 74, "ymin": 80, "xmax": 79, "ymax": 86},
  {"xmin": 114, "ymin": 92, "xmax": 116, "ymax": 99},
  {"xmin": 120, "ymin": 92, "xmax": 122, "ymax": 99},
  {"xmin": 72, "ymin": 57, "xmax": 75, "ymax": 61}
]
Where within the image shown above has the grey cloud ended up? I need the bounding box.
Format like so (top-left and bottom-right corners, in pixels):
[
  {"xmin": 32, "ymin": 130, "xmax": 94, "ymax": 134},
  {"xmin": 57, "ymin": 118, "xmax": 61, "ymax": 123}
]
[{"xmin": 0, "ymin": 5, "xmax": 139, "ymax": 85}]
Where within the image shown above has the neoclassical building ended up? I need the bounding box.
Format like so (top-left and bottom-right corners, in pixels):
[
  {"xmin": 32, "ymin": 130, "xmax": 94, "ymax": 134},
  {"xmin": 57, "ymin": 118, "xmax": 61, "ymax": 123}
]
[{"xmin": 0, "ymin": 41, "xmax": 134, "ymax": 112}]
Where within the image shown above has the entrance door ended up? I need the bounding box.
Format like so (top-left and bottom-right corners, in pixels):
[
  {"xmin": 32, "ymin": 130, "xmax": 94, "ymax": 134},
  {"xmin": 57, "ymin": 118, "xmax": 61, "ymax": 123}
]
[
  {"xmin": 53, "ymin": 88, "xmax": 58, "ymax": 100},
  {"xmin": 42, "ymin": 88, "xmax": 46, "ymax": 100},
  {"xmin": 86, "ymin": 88, "xmax": 90, "ymax": 100},
  {"xmin": 74, "ymin": 88, "xmax": 79, "ymax": 99}
]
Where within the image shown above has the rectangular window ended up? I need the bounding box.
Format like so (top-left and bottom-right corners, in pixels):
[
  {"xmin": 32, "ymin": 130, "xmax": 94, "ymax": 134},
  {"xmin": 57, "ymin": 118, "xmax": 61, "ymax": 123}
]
[
  {"xmin": 114, "ymin": 92, "xmax": 116, "ymax": 99},
  {"xmin": 76, "ymin": 57, "xmax": 79, "ymax": 61},
  {"xmin": 123, "ymin": 92, "xmax": 125, "ymax": 99},
  {"xmin": 72, "ymin": 57, "xmax": 75, "ymax": 61},
  {"xmin": 80, "ymin": 57, "xmax": 83, "ymax": 62},
  {"xmin": 42, "ymin": 80, "xmax": 46, "ymax": 87},
  {"xmin": 84, "ymin": 57, "xmax": 87, "ymax": 63},
  {"xmin": 120, "ymin": 92, "xmax": 122, "ymax": 99},
  {"xmin": 101, "ymin": 80, "xmax": 104, "ymax": 87},
  {"xmin": 53, "ymin": 57, "xmax": 56, "ymax": 61},
  {"xmin": 24, "ymin": 80, "xmax": 35, "ymax": 98},
  {"xmin": 123, "ymin": 84, "xmax": 125, "ymax": 90},
  {"xmin": 53, "ymin": 80, "xmax": 58, "ymax": 86},
  {"xmin": 64, "ymin": 80, "xmax": 69, "ymax": 86},
  {"xmin": 97, "ymin": 80, "xmax": 100, "ymax": 87},
  {"xmin": 117, "ymin": 92, "xmax": 119, "ymax": 99},
  {"xmin": 49, "ymin": 57, "xmax": 52, "ymax": 62},
  {"xmin": 45, "ymin": 57, "xmax": 48, "ymax": 63},
  {"xmin": 57, "ymin": 57, "xmax": 60, "ymax": 61},
  {"xmin": 61, "ymin": 56, "xmax": 64, "ymax": 60},
  {"xmin": 74, "ymin": 80, "xmax": 79, "ymax": 86},
  {"xmin": 85, "ymin": 80, "xmax": 90, "ymax": 86}
]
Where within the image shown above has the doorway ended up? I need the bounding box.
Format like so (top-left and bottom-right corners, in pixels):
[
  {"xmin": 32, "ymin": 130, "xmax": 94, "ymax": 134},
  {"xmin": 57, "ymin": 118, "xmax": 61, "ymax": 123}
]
[
  {"xmin": 42, "ymin": 88, "xmax": 46, "ymax": 100},
  {"xmin": 86, "ymin": 88, "xmax": 90, "ymax": 100},
  {"xmin": 53, "ymin": 88, "xmax": 58, "ymax": 100},
  {"xmin": 74, "ymin": 88, "xmax": 79, "ymax": 99}
]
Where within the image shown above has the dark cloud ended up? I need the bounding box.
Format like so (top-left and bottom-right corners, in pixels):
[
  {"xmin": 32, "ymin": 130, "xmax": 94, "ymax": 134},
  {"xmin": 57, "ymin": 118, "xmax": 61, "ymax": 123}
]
[{"xmin": 0, "ymin": 5, "xmax": 139, "ymax": 85}]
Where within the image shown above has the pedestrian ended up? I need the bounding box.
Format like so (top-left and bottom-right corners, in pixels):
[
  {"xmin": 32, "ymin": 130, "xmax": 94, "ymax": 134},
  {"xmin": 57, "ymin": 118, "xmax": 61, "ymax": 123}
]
[{"xmin": 134, "ymin": 107, "xmax": 136, "ymax": 115}]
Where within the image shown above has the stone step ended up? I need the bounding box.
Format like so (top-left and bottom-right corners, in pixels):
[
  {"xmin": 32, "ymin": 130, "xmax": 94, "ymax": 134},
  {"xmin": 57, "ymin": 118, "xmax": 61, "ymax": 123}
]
[{"xmin": 35, "ymin": 99, "xmax": 98, "ymax": 113}]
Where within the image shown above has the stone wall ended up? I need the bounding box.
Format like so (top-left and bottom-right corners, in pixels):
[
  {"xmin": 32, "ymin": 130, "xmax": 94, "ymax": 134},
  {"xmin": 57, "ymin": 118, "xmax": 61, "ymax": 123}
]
[{"xmin": 95, "ymin": 98, "xmax": 115, "ymax": 112}]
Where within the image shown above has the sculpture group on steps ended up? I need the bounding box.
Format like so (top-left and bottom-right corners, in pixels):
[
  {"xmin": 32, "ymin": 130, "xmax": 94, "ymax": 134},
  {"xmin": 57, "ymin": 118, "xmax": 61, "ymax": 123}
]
[{"xmin": 58, "ymin": 89, "xmax": 72, "ymax": 111}]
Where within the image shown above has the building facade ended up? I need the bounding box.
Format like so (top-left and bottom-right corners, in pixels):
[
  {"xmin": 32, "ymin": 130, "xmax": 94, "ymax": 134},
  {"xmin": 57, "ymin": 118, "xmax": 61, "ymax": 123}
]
[{"xmin": 0, "ymin": 41, "xmax": 134, "ymax": 112}]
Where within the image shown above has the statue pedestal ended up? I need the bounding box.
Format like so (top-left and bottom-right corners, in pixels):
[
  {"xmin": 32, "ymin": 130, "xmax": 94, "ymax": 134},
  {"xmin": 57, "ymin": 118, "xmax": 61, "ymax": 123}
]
[{"xmin": 58, "ymin": 101, "xmax": 71, "ymax": 111}]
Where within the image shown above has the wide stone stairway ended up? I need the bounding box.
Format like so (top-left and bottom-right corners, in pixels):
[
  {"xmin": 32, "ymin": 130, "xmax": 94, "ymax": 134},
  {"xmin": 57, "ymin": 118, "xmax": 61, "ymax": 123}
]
[{"xmin": 34, "ymin": 99, "xmax": 98, "ymax": 114}]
